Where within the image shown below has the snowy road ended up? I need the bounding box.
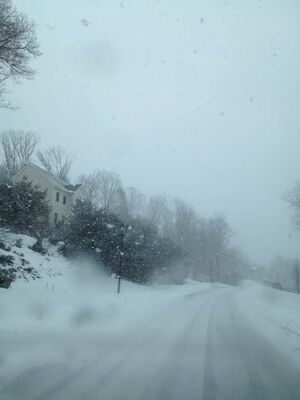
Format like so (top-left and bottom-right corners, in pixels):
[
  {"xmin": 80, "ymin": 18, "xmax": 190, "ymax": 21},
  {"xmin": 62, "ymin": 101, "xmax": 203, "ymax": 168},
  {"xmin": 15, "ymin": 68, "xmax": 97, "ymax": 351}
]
[{"xmin": 1, "ymin": 284, "xmax": 300, "ymax": 400}]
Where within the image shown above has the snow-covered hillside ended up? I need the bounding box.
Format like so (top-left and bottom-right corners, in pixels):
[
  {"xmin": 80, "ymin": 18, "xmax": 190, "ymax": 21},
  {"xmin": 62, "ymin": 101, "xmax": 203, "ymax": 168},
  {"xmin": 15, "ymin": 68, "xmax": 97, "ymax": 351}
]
[{"xmin": 0, "ymin": 230, "xmax": 71, "ymax": 287}]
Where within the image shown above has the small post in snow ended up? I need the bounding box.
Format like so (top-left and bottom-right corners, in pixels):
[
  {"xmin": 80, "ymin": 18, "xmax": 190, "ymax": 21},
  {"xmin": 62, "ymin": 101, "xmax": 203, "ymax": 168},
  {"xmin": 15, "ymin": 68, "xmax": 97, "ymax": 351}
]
[
  {"xmin": 116, "ymin": 227, "xmax": 125, "ymax": 295},
  {"xmin": 117, "ymin": 275, "xmax": 121, "ymax": 294}
]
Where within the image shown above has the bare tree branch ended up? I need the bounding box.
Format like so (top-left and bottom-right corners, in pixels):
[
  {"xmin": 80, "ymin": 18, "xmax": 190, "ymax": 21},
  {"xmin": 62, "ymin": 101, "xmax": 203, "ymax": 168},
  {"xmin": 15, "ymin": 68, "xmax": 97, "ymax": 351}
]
[
  {"xmin": 80, "ymin": 170, "xmax": 122, "ymax": 211},
  {"xmin": 147, "ymin": 195, "xmax": 173, "ymax": 237},
  {"xmin": 0, "ymin": 129, "xmax": 38, "ymax": 176},
  {"xmin": 283, "ymin": 181, "xmax": 300, "ymax": 210},
  {"xmin": 126, "ymin": 187, "xmax": 145, "ymax": 217},
  {"xmin": 283, "ymin": 181, "xmax": 300, "ymax": 231},
  {"xmin": 37, "ymin": 145, "xmax": 74, "ymax": 182},
  {"xmin": 0, "ymin": 0, "xmax": 40, "ymax": 108}
]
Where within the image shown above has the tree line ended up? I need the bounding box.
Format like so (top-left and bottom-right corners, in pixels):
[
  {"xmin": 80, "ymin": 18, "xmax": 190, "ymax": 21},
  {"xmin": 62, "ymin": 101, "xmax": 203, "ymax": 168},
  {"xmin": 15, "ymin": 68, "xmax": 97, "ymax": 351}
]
[{"xmin": 0, "ymin": 130, "xmax": 251, "ymax": 285}]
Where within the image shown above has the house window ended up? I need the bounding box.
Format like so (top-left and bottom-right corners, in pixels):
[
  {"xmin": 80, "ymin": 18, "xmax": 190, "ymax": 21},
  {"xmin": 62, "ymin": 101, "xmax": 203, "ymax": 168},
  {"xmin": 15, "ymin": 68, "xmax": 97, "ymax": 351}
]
[
  {"xmin": 54, "ymin": 213, "xmax": 58, "ymax": 224},
  {"xmin": 63, "ymin": 195, "xmax": 66, "ymax": 205},
  {"xmin": 56, "ymin": 192, "xmax": 60, "ymax": 202}
]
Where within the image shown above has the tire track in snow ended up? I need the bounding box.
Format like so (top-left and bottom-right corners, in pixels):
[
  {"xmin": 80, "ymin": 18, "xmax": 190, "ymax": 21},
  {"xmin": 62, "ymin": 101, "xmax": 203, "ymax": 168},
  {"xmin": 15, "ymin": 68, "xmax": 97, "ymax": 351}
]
[
  {"xmin": 79, "ymin": 295, "xmax": 214, "ymax": 400},
  {"xmin": 138, "ymin": 296, "xmax": 213, "ymax": 400},
  {"xmin": 228, "ymin": 293, "xmax": 300, "ymax": 400},
  {"xmin": 202, "ymin": 302, "xmax": 216, "ymax": 400},
  {"xmin": 33, "ymin": 315, "xmax": 174, "ymax": 400},
  {"xmin": 33, "ymin": 290, "xmax": 213, "ymax": 400}
]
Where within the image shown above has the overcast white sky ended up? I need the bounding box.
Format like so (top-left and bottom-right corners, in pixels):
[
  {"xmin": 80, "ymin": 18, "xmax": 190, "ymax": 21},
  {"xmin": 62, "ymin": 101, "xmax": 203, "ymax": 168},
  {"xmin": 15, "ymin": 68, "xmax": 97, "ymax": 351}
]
[{"xmin": 2, "ymin": 0, "xmax": 300, "ymax": 265}]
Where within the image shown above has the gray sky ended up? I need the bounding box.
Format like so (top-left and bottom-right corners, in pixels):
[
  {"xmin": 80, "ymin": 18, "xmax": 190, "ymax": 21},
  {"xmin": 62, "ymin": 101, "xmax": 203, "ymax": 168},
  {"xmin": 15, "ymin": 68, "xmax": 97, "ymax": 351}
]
[{"xmin": 2, "ymin": 0, "xmax": 300, "ymax": 265}]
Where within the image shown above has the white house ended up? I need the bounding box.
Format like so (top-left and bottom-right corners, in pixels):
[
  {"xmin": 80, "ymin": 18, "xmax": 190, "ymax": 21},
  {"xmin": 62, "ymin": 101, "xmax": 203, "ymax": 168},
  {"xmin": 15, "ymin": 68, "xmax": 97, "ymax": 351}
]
[{"xmin": 12, "ymin": 163, "xmax": 84, "ymax": 225}]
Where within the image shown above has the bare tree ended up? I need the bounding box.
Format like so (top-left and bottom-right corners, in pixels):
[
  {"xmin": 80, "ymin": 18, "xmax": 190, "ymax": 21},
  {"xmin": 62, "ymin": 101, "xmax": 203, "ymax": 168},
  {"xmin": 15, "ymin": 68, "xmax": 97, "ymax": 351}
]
[
  {"xmin": 80, "ymin": 169, "xmax": 122, "ymax": 211},
  {"xmin": 0, "ymin": 0, "xmax": 40, "ymax": 108},
  {"xmin": 284, "ymin": 181, "xmax": 300, "ymax": 210},
  {"xmin": 37, "ymin": 146, "xmax": 74, "ymax": 182},
  {"xmin": 223, "ymin": 247, "xmax": 243, "ymax": 285},
  {"xmin": 0, "ymin": 160, "xmax": 9, "ymax": 183},
  {"xmin": 147, "ymin": 195, "xmax": 174, "ymax": 238},
  {"xmin": 207, "ymin": 214, "xmax": 233, "ymax": 282},
  {"xmin": 147, "ymin": 196, "xmax": 166, "ymax": 226},
  {"xmin": 126, "ymin": 187, "xmax": 145, "ymax": 218},
  {"xmin": 78, "ymin": 171, "xmax": 100, "ymax": 204},
  {"xmin": 0, "ymin": 129, "xmax": 38, "ymax": 177},
  {"xmin": 173, "ymin": 199, "xmax": 196, "ymax": 243},
  {"xmin": 113, "ymin": 186, "xmax": 129, "ymax": 220},
  {"xmin": 96, "ymin": 170, "xmax": 122, "ymax": 211},
  {"xmin": 283, "ymin": 181, "xmax": 300, "ymax": 231},
  {"xmin": 172, "ymin": 198, "xmax": 199, "ymax": 276}
]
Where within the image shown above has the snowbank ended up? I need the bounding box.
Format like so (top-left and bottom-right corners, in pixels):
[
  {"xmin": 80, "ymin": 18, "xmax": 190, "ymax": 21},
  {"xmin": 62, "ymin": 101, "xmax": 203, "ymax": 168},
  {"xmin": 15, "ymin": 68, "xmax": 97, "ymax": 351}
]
[
  {"xmin": 235, "ymin": 281, "xmax": 300, "ymax": 366},
  {"xmin": 240, "ymin": 281, "xmax": 300, "ymax": 337}
]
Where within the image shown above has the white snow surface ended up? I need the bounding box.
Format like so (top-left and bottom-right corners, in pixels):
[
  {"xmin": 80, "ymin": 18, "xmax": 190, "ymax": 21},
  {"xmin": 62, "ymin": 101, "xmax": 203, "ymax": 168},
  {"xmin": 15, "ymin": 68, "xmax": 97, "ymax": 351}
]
[
  {"xmin": 0, "ymin": 232, "xmax": 204, "ymax": 332},
  {"xmin": 240, "ymin": 280, "xmax": 300, "ymax": 338},
  {"xmin": 0, "ymin": 230, "xmax": 69, "ymax": 281},
  {"xmin": 235, "ymin": 281, "xmax": 300, "ymax": 366},
  {"xmin": 0, "ymin": 232, "xmax": 300, "ymax": 399},
  {"xmin": 0, "ymin": 232, "xmax": 211, "ymax": 392}
]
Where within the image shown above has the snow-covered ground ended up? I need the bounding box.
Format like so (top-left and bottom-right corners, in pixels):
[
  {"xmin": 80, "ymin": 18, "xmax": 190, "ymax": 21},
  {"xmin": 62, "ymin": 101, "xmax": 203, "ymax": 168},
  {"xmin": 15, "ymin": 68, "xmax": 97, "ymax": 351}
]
[
  {"xmin": 0, "ymin": 231, "xmax": 211, "ymax": 398},
  {"xmin": 1, "ymin": 231, "xmax": 300, "ymax": 399},
  {"xmin": 240, "ymin": 280, "xmax": 300, "ymax": 338},
  {"xmin": 234, "ymin": 281, "xmax": 300, "ymax": 369},
  {"xmin": 0, "ymin": 231, "xmax": 209, "ymax": 332}
]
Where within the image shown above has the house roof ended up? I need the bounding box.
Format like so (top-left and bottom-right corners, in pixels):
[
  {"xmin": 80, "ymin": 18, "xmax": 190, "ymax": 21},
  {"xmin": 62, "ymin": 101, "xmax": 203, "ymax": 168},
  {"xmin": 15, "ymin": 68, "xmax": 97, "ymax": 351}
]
[{"xmin": 18, "ymin": 163, "xmax": 81, "ymax": 193}]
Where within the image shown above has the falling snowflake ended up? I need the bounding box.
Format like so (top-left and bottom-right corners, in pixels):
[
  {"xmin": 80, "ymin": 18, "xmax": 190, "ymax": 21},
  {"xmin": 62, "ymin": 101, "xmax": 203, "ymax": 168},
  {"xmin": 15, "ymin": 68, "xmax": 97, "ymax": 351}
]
[{"xmin": 80, "ymin": 18, "xmax": 90, "ymax": 27}]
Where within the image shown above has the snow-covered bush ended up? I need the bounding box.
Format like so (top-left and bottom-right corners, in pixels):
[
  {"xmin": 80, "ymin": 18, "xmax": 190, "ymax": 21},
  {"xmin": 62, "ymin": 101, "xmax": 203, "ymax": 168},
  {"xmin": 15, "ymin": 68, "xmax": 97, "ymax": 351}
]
[
  {"xmin": 0, "ymin": 268, "xmax": 15, "ymax": 288},
  {"xmin": 0, "ymin": 180, "xmax": 50, "ymax": 234},
  {"xmin": 0, "ymin": 254, "xmax": 14, "ymax": 266},
  {"xmin": 29, "ymin": 238, "xmax": 47, "ymax": 255},
  {"xmin": 62, "ymin": 200, "xmax": 184, "ymax": 284}
]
